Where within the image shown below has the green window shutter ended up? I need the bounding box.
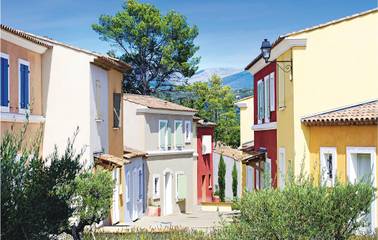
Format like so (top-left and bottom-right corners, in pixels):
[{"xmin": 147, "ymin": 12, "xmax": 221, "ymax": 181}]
[
  {"xmin": 167, "ymin": 122, "xmax": 173, "ymax": 149},
  {"xmin": 177, "ymin": 174, "xmax": 187, "ymax": 199},
  {"xmin": 175, "ymin": 121, "xmax": 183, "ymax": 147},
  {"xmin": 159, "ymin": 121, "xmax": 167, "ymax": 149}
]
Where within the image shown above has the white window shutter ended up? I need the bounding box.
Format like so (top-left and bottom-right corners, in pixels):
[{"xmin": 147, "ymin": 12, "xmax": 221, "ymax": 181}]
[
  {"xmin": 264, "ymin": 76, "xmax": 270, "ymax": 122},
  {"xmin": 269, "ymin": 73, "xmax": 275, "ymax": 111}
]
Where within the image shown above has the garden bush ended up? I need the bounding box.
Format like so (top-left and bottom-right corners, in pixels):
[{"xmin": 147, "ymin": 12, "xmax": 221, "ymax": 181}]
[{"xmin": 215, "ymin": 176, "xmax": 376, "ymax": 240}]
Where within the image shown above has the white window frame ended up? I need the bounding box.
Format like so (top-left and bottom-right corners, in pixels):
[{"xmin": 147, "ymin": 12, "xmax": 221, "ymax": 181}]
[
  {"xmin": 346, "ymin": 147, "xmax": 376, "ymax": 232},
  {"xmin": 152, "ymin": 174, "xmax": 160, "ymax": 199},
  {"xmin": 269, "ymin": 72, "xmax": 275, "ymax": 111},
  {"xmin": 1, "ymin": 53, "xmax": 10, "ymax": 112},
  {"xmin": 174, "ymin": 120, "xmax": 183, "ymax": 150},
  {"xmin": 320, "ymin": 147, "xmax": 337, "ymax": 187},
  {"xmin": 175, "ymin": 171, "xmax": 185, "ymax": 201},
  {"xmin": 184, "ymin": 120, "xmax": 192, "ymax": 143},
  {"xmin": 278, "ymin": 147, "xmax": 286, "ymax": 190},
  {"xmin": 264, "ymin": 75, "xmax": 270, "ymax": 123},
  {"xmin": 158, "ymin": 120, "xmax": 168, "ymax": 151},
  {"xmin": 18, "ymin": 59, "xmax": 30, "ymax": 114},
  {"xmin": 257, "ymin": 79, "xmax": 263, "ymax": 124}
]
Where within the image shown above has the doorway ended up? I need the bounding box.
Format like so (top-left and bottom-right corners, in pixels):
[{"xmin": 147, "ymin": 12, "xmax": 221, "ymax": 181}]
[
  {"xmin": 164, "ymin": 172, "xmax": 173, "ymax": 215},
  {"xmin": 201, "ymin": 175, "xmax": 207, "ymax": 202}
]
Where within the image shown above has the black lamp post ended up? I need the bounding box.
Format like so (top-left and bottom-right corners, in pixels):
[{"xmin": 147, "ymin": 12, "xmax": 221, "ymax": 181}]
[{"xmin": 260, "ymin": 39, "xmax": 292, "ymax": 74}]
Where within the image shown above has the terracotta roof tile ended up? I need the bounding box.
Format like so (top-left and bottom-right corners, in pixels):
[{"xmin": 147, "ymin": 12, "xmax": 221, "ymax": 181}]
[
  {"xmin": 125, "ymin": 94, "xmax": 197, "ymax": 112},
  {"xmin": 1, "ymin": 24, "xmax": 52, "ymax": 48},
  {"xmin": 301, "ymin": 100, "xmax": 378, "ymax": 126},
  {"xmin": 123, "ymin": 147, "xmax": 146, "ymax": 159}
]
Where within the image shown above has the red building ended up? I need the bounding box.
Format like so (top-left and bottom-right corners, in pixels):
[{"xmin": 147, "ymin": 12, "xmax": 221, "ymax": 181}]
[
  {"xmin": 252, "ymin": 62, "xmax": 277, "ymax": 189},
  {"xmin": 195, "ymin": 118, "xmax": 216, "ymax": 203}
]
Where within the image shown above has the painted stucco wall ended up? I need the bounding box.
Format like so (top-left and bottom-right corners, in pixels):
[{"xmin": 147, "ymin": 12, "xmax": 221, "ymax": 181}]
[
  {"xmin": 213, "ymin": 152, "xmax": 242, "ymax": 201},
  {"xmin": 42, "ymin": 45, "xmax": 92, "ymax": 164},
  {"xmin": 236, "ymin": 96, "xmax": 254, "ymax": 145},
  {"xmin": 196, "ymin": 126, "xmax": 215, "ymax": 203},
  {"xmin": 284, "ymin": 11, "xmax": 378, "ymax": 175},
  {"xmin": 308, "ymin": 125, "xmax": 378, "ymax": 227},
  {"xmin": 123, "ymin": 101, "xmax": 146, "ymax": 150},
  {"xmin": 1, "ymin": 39, "xmax": 43, "ymax": 115},
  {"xmin": 0, "ymin": 39, "xmax": 45, "ymax": 143},
  {"xmin": 90, "ymin": 64, "xmax": 109, "ymax": 154},
  {"xmin": 144, "ymin": 113, "xmax": 194, "ymax": 152},
  {"xmin": 107, "ymin": 69, "xmax": 123, "ymax": 158},
  {"xmin": 146, "ymin": 153, "xmax": 196, "ymax": 215}
]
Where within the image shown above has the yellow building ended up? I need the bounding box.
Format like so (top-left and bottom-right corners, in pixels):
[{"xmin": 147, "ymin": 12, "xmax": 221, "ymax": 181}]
[
  {"xmin": 235, "ymin": 96, "xmax": 254, "ymax": 147},
  {"xmin": 302, "ymin": 100, "xmax": 377, "ymax": 232},
  {"xmin": 245, "ymin": 8, "xmax": 378, "ymax": 230},
  {"xmin": 246, "ymin": 8, "xmax": 377, "ymax": 180}
]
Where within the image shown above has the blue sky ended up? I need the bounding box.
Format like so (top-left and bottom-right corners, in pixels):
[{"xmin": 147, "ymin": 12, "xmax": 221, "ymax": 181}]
[{"xmin": 2, "ymin": 0, "xmax": 376, "ymax": 70}]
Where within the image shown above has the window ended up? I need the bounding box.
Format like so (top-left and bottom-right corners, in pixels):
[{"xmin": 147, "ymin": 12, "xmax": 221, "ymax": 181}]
[
  {"xmin": 174, "ymin": 120, "xmax": 184, "ymax": 150},
  {"xmin": 95, "ymin": 80, "xmax": 102, "ymax": 119},
  {"xmin": 159, "ymin": 120, "xmax": 168, "ymax": 150},
  {"xmin": 202, "ymin": 135, "xmax": 212, "ymax": 155},
  {"xmin": 152, "ymin": 174, "xmax": 160, "ymax": 199},
  {"xmin": 138, "ymin": 169, "xmax": 143, "ymax": 200},
  {"xmin": 269, "ymin": 72, "xmax": 275, "ymax": 111},
  {"xmin": 184, "ymin": 120, "xmax": 192, "ymax": 143},
  {"xmin": 257, "ymin": 80, "xmax": 264, "ymax": 123},
  {"xmin": 18, "ymin": 59, "xmax": 30, "ymax": 113},
  {"xmin": 278, "ymin": 148, "xmax": 286, "ymax": 190},
  {"xmin": 1, "ymin": 53, "xmax": 10, "ymax": 111},
  {"xmin": 113, "ymin": 93, "xmax": 121, "ymax": 128},
  {"xmin": 320, "ymin": 147, "xmax": 337, "ymax": 187},
  {"xmin": 176, "ymin": 172, "xmax": 187, "ymax": 200},
  {"xmin": 264, "ymin": 75, "xmax": 270, "ymax": 123},
  {"xmin": 347, "ymin": 147, "xmax": 376, "ymax": 233}
]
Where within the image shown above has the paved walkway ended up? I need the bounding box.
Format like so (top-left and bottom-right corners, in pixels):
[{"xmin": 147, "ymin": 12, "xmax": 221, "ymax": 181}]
[{"xmin": 98, "ymin": 210, "xmax": 235, "ymax": 233}]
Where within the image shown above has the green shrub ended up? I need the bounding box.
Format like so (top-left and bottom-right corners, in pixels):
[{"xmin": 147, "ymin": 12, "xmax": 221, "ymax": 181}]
[
  {"xmin": 215, "ymin": 176, "xmax": 376, "ymax": 240},
  {"xmin": 218, "ymin": 154, "xmax": 226, "ymax": 202}
]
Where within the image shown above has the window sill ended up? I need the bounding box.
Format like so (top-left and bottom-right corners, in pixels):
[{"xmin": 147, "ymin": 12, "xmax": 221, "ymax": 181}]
[{"xmin": 112, "ymin": 127, "xmax": 120, "ymax": 130}]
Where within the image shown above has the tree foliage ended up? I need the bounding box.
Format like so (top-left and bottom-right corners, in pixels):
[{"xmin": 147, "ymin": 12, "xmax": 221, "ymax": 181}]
[
  {"xmin": 232, "ymin": 162, "xmax": 238, "ymax": 199},
  {"xmin": 218, "ymin": 154, "xmax": 226, "ymax": 202},
  {"xmin": 92, "ymin": 0, "xmax": 200, "ymax": 94},
  {"xmin": 176, "ymin": 75, "xmax": 240, "ymax": 147},
  {"xmin": 1, "ymin": 126, "xmax": 114, "ymax": 240}
]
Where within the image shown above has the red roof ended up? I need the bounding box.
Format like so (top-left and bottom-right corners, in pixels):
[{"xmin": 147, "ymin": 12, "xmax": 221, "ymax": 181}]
[{"xmin": 301, "ymin": 100, "xmax": 378, "ymax": 126}]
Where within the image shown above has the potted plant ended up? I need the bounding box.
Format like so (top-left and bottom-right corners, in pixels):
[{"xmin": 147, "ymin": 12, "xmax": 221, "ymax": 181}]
[{"xmin": 213, "ymin": 184, "xmax": 220, "ymax": 203}]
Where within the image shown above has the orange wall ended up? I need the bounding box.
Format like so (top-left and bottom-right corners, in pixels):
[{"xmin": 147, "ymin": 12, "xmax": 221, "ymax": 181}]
[
  {"xmin": 107, "ymin": 69, "xmax": 123, "ymax": 158},
  {"xmin": 1, "ymin": 39, "xmax": 43, "ymax": 115},
  {"xmin": 309, "ymin": 125, "xmax": 378, "ymax": 183}
]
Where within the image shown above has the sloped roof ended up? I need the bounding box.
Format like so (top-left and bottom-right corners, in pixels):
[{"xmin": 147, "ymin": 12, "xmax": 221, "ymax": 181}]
[
  {"xmin": 214, "ymin": 144, "xmax": 252, "ymax": 162},
  {"xmin": 95, "ymin": 153, "xmax": 129, "ymax": 167},
  {"xmin": 301, "ymin": 100, "xmax": 378, "ymax": 126},
  {"xmin": 244, "ymin": 8, "xmax": 377, "ymax": 70},
  {"xmin": 123, "ymin": 147, "xmax": 146, "ymax": 159},
  {"xmin": 124, "ymin": 94, "xmax": 197, "ymax": 112},
  {"xmin": 1, "ymin": 24, "xmax": 130, "ymax": 72}
]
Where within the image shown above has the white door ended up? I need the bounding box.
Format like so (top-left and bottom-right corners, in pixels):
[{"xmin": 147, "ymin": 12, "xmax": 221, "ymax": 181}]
[
  {"xmin": 132, "ymin": 168, "xmax": 138, "ymax": 220},
  {"xmin": 112, "ymin": 168, "xmax": 120, "ymax": 224},
  {"xmin": 347, "ymin": 147, "xmax": 376, "ymax": 233},
  {"xmin": 164, "ymin": 172, "xmax": 173, "ymax": 215},
  {"xmin": 124, "ymin": 169, "xmax": 132, "ymax": 223},
  {"xmin": 246, "ymin": 166, "xmax": 254, "ymax": 192},
  {"xmin": 136, "ymin": 167, "xmax": 144, "ymax": 218}
]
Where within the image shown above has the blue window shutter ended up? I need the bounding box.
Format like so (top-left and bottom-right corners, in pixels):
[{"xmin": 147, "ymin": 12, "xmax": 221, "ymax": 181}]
[
  {"xmin": 1, "ymin": 57, "xmax": 9, "ymax": 107},
  {"xmin": 25, "ymin": 65, "xmax": 29, "ymax": 108}
]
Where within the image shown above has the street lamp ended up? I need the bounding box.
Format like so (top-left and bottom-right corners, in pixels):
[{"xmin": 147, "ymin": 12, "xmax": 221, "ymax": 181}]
[
  {"xmin": 260, "ymin": 39, "xmax": 272, "ymax": 63},
  {"xmin": 260, "ymin": 39, "xmax": 292, "ymax": 74}
]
